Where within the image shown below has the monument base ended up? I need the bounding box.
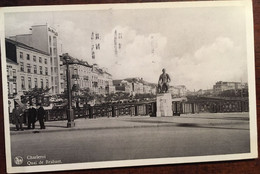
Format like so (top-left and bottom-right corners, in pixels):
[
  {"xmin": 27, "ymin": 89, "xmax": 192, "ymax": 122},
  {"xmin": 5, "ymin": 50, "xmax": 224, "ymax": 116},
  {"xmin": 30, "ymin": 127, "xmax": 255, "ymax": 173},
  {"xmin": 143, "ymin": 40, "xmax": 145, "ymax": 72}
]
[{"xmin": 156, "ymin": 93, "xmax": 172, "ymax": 117}]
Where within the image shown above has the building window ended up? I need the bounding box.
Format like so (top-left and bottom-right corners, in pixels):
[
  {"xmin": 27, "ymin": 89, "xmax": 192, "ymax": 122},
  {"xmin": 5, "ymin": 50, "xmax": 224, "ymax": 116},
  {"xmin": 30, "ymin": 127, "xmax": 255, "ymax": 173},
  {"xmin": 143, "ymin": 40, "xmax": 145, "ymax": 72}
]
[
  {"xmin": 34, "ymin": 65, "xmax": 37, "ymax": 74},
  {"xmin": 20, "ymin": 52, "xmax": 23, "ymax": 59},
  {"xmin": 39, "ymin": 57, "xmax": 42, "ymax": 63},
  {"xmin": 33, "ymin": 55, "xmax": 36, "ymax": 62},
  {"xmin": 53, "ymin": 36, "xmax": 57, "ymax": 46},
  {"xmin": 13, "ymin": 69, "xmax": 16, "ymax": 78},
  {"xmin": 54, "ymin": 48, "xmax": 57, "ymax": 55},
  {"xmin": 28, "ymin": 77, "xmax": 32, "ymax": 89},
  {"xmin": 20, "ymin": 62, "xmax": 24, "ymax": 72},
  {"xmin": 21, "ymin": 76, "xmax": 25, "ymax": 89},
  {"xmin": 44, "ymin": 58, "xmax": 47, "ymax": 64},
  {"xmin": 7, "ymin": 66, "xmax": 10, "ymax": 77},
  {"xmin": 27, "ymin": 54, "xmax": 30, "ymax": 60},
  {"xmin": 55, "ymin": 77, "xmax": 58, "ymax": 85},
  {"xmin": 46, "ymin": 79, "xmax": 49, "ymax": 88},
  {"xmin": 13, "ymin": 83, "xmax": 17, "ymax": 93},
  {"xmin": 39, "ymin": 66, "xmax": 43, "ymax": 75},
  {"xmin": 27, "ymin": 64, "xmax": 31, "ymax": 73},
  {"xmin": 50, "ymin": 57, "xmax": 52, "ymax": 65},
  {"xmin": 49, "ymin": 36, "xmax": 51, "ymax": 45},
  {"xmin": 34, "ymin": 78, "xmax": 38, "ymax": 88},
  {"xmin": 41, "ymin": 79, "xmax": 44, "ymax": 88},
  {"xmin": 45, "ymin": 67, "xmax": 48, "ymax": 75},
  {"xmin": 7, "ymin": 82, "xmax": 10, "ymax": 93}
]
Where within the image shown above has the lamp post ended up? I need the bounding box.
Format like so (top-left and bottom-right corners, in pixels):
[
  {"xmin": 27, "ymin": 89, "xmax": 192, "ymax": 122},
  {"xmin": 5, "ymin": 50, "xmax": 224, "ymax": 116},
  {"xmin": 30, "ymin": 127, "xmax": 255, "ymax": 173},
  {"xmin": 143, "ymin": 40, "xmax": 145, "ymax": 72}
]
[{"xmin": 63, "ymin": 53, "xmax": 75, "ymax": 128}]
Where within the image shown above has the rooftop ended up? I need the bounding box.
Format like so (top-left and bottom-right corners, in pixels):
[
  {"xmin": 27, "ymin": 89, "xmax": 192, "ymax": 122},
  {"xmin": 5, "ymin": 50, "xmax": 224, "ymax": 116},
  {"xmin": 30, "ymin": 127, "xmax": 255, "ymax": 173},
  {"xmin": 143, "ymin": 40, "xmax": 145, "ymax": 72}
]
[{"xmin": 6, "ymin": 38, "xmax": 49, "ymax": 56}]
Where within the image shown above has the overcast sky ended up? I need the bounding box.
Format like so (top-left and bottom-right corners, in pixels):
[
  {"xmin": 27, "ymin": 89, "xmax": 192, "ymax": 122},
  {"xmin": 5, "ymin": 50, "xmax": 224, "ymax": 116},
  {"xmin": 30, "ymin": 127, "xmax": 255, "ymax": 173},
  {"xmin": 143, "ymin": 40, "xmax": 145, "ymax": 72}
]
[{"xmin": 4, "ymin": 4, "xmax": 249, "ymax": 91}]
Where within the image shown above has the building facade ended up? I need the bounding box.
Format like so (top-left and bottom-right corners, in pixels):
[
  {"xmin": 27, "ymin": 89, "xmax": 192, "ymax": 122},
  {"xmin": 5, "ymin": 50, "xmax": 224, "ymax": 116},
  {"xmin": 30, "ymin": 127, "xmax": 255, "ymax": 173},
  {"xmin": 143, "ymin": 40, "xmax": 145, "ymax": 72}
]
[
  {"xmin": 213, "ymin": 81, "xmax": 248, "ymax": 94},
  {"xmin": 9, "ymin": 24, "xmax": 62, "ymax": 95},
  {"xmin": 6, "ymin": 58, "xmax": 18, "ymax": 112},
  {"xmin": 169, "ymin": 85, "xmax": 187, "ymax": 97},
  {"xmin": 61, "ymin": 54, "xmax": 115, "ymax": 96},
  {"xmin": 5, "ymin": 38, "xmax": 51, "ymax": 110},
  {"xmin": 113, "ymin": 78, "xmax": 156, "ymax": 95}
]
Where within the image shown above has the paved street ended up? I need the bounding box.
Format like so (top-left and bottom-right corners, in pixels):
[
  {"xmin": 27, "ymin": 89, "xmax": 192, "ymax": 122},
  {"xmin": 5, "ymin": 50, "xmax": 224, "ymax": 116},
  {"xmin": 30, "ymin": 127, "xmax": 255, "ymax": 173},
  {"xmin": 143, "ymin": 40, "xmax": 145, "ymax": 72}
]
[{"xmin": 10, "ymin": 113, "xmax": 250, "ymax": 166}]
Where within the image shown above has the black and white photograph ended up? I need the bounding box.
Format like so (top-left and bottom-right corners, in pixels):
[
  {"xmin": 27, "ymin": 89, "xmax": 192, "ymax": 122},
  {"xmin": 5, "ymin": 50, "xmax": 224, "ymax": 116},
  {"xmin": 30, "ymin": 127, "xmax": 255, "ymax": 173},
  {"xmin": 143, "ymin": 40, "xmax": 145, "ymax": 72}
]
[{"xmin": 0, "ymin": 1, "xmax": 258, "ymax": 173}]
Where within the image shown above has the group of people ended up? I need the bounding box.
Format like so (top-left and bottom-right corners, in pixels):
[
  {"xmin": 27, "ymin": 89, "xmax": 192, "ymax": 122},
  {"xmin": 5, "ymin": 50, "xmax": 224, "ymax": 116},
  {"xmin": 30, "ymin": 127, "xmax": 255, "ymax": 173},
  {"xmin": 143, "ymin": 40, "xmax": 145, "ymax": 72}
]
[{"xmin": 12, "ymin": 103, "xmax": 46, "ymax": 131}]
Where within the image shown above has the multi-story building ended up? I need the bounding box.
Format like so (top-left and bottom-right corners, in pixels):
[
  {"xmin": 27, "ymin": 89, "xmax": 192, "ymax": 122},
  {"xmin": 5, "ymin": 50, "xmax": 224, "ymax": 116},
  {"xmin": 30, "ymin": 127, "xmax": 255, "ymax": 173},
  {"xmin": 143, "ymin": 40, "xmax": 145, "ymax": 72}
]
[
  {"xmin": 213, "ymin": 81, "xmax": 248, "ymax": 94},
  {"xmin": 143, "ymin": 84, "xmax": 151, "ymax": 94},
  {"xmin": 169, "ymin": 85, "xmax": 187, "ymax": 97},
  {"xmin": 114, "ymin": 78, "xmax": 156, "ymax": 95},
  {"xmin": 61, "ymin": 54, "xmax": 115, "ymax": 95},
  {"xmin": 5, "ymin": 38, "xmax": 51, "ymax": 107},
  {"xmin": 133, "ymin": 82, "xmax": 144, "ymax": 94},
  {"xmin": 6, "ymin": 58, "xmax": 18, "ymax": 112},
  {"xmin": 113, "ymin": 80, "xmax": 133, "ymax": 94},
  {"xmin": 9, "ymin": 24, "xmax": 62, "ymax": 95},
  {"xmin": 91, "ymin": 64, "xmax": 115, "ymax": 95},
  {"xmin": 69, "ymin": 59, "xmax": 92, "ymax": 91}
]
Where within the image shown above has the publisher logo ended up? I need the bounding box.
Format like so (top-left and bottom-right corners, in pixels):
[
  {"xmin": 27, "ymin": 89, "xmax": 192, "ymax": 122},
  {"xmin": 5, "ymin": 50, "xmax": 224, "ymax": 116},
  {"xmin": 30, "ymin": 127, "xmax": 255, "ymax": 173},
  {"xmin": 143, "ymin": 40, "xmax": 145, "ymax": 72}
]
[{"xmin": 14, "ymin": 156, "xmax": 23, "ymax": 165}]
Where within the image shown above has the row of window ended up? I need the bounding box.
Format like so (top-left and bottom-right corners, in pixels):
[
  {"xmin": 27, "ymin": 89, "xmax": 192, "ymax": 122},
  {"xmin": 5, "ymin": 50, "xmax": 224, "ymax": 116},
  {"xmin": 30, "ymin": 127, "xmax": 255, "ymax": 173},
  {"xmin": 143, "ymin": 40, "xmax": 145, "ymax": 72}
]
[
  {"xmin": 21, "ymin": 76, "xmax": 49, "ymax": 90},
  {"xmin": 20, "ymin": 62, "xmax": 49, "ymax": 75},
  {"xmin": 7, "ymin": 66, "xmax": 17, "ymax": 78},
  {"xmin": 19, "ymin": 52, "xmax": 48, "ymax": 64},
  {"xmin": 7, "ymin": 82, "xmax": 17, "ymax": 94}
]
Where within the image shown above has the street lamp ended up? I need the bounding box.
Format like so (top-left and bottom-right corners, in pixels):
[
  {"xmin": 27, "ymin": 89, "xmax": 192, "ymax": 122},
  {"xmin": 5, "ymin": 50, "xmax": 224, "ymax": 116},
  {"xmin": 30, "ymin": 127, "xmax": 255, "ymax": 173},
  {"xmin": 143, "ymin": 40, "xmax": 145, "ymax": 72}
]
[{"xmin": 63, "ymin": 53, "xmax": 75, "ymax": 128}]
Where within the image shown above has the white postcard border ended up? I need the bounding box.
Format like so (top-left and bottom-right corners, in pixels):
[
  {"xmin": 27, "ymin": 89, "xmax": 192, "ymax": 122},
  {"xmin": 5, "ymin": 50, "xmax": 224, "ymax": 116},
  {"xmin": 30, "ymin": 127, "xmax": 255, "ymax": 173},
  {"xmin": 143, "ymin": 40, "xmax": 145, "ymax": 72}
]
[{"xmin": 0, "ymin": 1, "xmax": 258, "ymax": 173}]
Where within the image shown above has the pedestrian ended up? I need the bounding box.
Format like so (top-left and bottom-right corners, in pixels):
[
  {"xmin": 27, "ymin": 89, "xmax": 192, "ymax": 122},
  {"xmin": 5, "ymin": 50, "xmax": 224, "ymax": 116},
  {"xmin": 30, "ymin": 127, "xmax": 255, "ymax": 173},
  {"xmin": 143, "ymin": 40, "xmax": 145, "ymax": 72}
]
[
  {"xmin": 84, "ymin": 103, "xmax": 90, "ymax": 119},
  {"xmin": 37, "ymin": 103, "xmax": 46, "ymax": 129},
  {"xmin": 27, "ymin": 105, "xmax": 37, "ymax": 129},
  {"xmin": 12, "ymin": 102, "xmax": 24, "ymax": 131}
]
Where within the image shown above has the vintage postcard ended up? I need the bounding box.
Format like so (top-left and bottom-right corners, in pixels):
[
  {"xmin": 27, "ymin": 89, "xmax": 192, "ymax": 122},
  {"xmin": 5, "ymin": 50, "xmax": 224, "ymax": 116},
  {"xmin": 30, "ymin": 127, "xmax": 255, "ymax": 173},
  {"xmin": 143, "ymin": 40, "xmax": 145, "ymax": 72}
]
[{"xmin": 0, "ymin": 0, "xmax": 257, "ymax": 173}]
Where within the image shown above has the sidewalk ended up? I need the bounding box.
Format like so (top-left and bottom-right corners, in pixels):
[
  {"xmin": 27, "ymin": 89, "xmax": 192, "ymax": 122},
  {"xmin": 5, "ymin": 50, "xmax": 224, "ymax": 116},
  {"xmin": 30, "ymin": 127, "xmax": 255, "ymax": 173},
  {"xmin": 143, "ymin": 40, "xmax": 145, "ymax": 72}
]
[{"xmin": 9, "ymin": 112, "xmax": 249, "ymax": 135}]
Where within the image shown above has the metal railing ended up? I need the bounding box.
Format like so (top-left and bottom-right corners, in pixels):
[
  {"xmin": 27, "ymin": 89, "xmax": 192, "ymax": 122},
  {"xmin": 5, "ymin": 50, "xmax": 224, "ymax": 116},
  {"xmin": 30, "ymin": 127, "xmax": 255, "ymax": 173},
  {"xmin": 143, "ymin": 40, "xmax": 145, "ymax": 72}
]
[{"xmin": 9, "ymin": 98, "xmax": 247, "ymax": 122}]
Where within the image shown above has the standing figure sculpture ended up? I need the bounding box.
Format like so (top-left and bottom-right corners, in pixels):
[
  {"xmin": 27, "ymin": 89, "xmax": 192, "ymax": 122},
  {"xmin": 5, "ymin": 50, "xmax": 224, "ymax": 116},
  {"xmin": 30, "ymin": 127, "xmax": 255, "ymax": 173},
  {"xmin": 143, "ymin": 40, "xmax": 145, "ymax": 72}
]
[{"xmin": 158, "ymin": 68, "xmax": 171, "ymax": 93}]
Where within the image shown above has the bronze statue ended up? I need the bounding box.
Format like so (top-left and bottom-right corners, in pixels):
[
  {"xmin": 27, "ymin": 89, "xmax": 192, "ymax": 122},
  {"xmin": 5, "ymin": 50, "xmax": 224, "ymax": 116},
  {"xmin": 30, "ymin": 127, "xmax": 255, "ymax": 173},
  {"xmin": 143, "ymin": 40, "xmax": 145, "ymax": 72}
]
[{"xmin": 158, "ymin": 68, "xmax": 171, "ymax": 93}]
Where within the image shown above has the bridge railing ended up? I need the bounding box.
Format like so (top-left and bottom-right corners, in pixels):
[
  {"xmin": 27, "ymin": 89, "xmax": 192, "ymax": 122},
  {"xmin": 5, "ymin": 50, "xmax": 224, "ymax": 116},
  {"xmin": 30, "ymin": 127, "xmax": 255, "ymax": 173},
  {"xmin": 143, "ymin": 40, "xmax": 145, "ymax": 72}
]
[
  {"xmin": 42, "ymin": 98, "xmax": 249, "ymax": 121},
  {"xmin": 45, "ymin": 101, "xmax": 157, "ymax": 121}
]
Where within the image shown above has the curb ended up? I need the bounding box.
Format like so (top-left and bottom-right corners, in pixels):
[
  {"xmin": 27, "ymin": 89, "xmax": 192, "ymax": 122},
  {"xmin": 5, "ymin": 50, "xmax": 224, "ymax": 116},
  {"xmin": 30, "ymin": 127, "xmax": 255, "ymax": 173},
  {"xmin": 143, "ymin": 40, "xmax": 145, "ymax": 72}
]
[{"xmin": 10, "ymin": 123, "xmax": 176, "ymax": 135}]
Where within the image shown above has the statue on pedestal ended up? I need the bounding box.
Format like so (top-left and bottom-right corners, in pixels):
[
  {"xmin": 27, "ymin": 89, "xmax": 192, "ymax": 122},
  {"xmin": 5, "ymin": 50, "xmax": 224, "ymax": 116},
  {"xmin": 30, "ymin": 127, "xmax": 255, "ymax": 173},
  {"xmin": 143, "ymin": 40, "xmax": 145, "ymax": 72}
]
[{"xmin": 158, "ymin": 68, "xmax": 171, "ymax": 93}]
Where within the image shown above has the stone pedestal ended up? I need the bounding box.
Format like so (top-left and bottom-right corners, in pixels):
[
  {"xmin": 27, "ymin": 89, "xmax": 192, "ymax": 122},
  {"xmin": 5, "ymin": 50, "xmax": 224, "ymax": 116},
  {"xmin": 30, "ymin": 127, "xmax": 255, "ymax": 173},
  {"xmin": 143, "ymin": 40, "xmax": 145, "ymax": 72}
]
[{"xmin": 156, "ymin": 93, "xmax": 172, "ymax": 117}]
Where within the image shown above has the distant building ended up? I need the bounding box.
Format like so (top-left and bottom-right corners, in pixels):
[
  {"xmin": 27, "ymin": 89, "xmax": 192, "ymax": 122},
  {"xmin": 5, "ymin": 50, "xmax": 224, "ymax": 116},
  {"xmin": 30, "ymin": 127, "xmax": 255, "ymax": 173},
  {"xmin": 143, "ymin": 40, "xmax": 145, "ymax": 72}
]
[
  {"xmin": 61, "ymin": 54, "xmax": 115, "ymax": 95},
  {"xmin": 113, "ymin": 78, "xmax": 156, "ymax": 95},
  {"xmin": 9, "ymin": 24, "xmax": 63, "ymax": 94},
  {"xmin": 169, "ymin": 85, "xmax": 187, "ymax": 97},
  {"xmin": 196, "ymin": 89, "xmax": 214, "ymax": 96},
  {"xmin": 213, "ymin": 81, "xmax": 247, "ymax": 94},
  {"xmin": 113, "ymin": 80, "xmax": 132, "ymax": 94},
  {"xmin": 92, "ymin": 64, "xmax": 115, "ymax": 95}
]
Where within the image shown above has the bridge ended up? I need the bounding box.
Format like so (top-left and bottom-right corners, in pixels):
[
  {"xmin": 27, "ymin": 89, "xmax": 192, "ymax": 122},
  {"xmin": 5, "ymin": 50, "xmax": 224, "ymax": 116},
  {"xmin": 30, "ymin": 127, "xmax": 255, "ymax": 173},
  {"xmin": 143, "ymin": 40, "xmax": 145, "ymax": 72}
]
[{"xmin": 43, "ymin": 96, "xmax": 249, "ymax": 121}]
